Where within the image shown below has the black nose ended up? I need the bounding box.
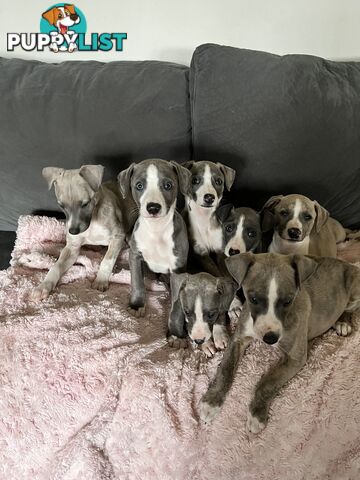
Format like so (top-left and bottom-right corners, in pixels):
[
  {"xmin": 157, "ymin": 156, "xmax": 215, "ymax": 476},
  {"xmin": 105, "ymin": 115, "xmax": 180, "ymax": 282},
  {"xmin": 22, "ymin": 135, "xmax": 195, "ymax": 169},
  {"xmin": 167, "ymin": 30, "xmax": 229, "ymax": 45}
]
[
  {"xmin": 203, "ymin": 194, "xmax": 215, "ymax": 205},
  {"xmin": 229, "ymin": 248, "xmax": 240, "ymax": 256},
  {"xmin": 194, "ymin": 338, "xmax": 205, "ymax": 345},
  {"xmin": 263, "ymin": 332, "xmax": 279, "ymax": 345},
  {"xmin": 70, "ymin": 14, "xmax": 78, "ymax": 21},
  {"xmin": 69, "ymin": 226, "xmax": 80, "ymax": 235},
  {"xmin": 288, "ymin": 228, "xmax": 301, "ymax": 239},
  {"xmin": 146, "ymin": 202, "xmax": 161, "ymax": 215}
]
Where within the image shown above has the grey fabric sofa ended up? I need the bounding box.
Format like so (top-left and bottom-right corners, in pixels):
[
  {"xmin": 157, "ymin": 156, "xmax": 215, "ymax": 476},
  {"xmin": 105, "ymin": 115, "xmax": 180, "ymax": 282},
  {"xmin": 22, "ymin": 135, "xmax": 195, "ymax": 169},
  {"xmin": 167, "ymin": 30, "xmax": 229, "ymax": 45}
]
[{"xmin": 1, "ymin": 43, "xmax": 360, "ymax": 268}]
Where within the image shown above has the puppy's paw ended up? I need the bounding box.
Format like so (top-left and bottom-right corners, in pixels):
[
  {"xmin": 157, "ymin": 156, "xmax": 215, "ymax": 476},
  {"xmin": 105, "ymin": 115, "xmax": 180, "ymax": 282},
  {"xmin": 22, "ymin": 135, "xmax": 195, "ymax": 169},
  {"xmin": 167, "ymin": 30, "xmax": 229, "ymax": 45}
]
[
  {"xmin": 200, "ymin": 340, "xmax": 216, "ymax": 358},
  {"xmin": 228, "ymin": 297, "xmax": 242, "ymax": 322},
  {"xmin": 127, "ymin": 305, "xmax": 146, "ymax": 318},
  {"xmin": 246, "ymin": 411, "xmax": 266, "ymax": 434},
  {"xmin": 29, "ymin": 284, "xmax": 51, "ymax": 302},
  {"xmin": 92, "ymin": 277, "xmax": 109, "ymax": 292},
  {"xmin": 167, "ymin": 335, "xmax": 188, "ymax": 349},
  {"xmin": 199, "ymin": 400, "xmax": 221, "ymax": 424},
  {"xmin": 334, "ymin": 320, "xmax": 352, "ymax": 336},
  {"xmin": 213, "ymin": 325, "xmax": 229, "ymax": 350}
]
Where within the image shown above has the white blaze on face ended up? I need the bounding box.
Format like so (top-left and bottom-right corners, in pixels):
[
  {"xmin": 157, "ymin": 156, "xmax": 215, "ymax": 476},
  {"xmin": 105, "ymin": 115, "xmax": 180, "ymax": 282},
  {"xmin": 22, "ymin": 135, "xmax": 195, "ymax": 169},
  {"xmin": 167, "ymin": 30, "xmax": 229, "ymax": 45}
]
[
  {"xmin": 254, "ymin": 277, "xmax": 282, "ymax": 339},
  {"xmin": 195, "ymin": 164, "xmax": 219, "ymax": 207},
  {"xmin": 141, "ymin": 164, "xmax": 166, "ymax": 217},
  {"xmin": 190, "ymin": 295, "xmax": 212, "ymax": 342},
  {"xmin": 225, "ymin": 214, "xmax": 246, "ymax": 256},
  {"xmin": 287, "ymin": 199, "xmax": 303, "ymax": 232}
]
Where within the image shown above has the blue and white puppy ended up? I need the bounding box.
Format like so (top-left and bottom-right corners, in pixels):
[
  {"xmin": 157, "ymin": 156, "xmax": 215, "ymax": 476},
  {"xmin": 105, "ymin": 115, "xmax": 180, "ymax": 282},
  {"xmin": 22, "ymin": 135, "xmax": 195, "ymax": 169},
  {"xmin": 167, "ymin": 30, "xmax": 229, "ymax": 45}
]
[{"xmin": 118, "ymin": 159, "xmax": 191, "ymax": 317}]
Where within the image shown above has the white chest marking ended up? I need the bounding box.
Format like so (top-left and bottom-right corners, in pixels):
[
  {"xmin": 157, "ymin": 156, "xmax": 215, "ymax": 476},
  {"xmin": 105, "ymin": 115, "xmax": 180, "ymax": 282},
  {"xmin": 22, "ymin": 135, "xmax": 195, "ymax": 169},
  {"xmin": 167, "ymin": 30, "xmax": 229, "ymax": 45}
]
[
  {"xmin": 187, "ymin": 202, "xmax": 223, "ymax": 254},
  {"xmin": 135, "ymin": 206, "xmax": 177, "ymax": 274}
]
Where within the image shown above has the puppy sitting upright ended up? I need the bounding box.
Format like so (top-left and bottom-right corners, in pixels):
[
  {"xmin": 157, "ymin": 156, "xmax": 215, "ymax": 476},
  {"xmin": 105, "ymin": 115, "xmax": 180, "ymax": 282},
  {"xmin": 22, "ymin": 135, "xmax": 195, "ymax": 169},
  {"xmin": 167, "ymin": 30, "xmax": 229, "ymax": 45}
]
[
  {"xmin": 118, "ymin": 159, "xmax": 191, "ymax": 317},
  {"xmin": 182, "ymin": 161, "xmax": 236, "ymax": 275},
  {"xmin": 31, "ymin": 165, "xmax": 137, "ymax": 301},
  {"xmin": 168, "ymin": 272, "xmax": 237, "ymax": 357},
  {"xmin": 200, "ymin": 252, "xmax": 360, "ymax": 433},
  {"xmin": 262, "ymin": 194, "xmax": 346, "ymax": 256}
]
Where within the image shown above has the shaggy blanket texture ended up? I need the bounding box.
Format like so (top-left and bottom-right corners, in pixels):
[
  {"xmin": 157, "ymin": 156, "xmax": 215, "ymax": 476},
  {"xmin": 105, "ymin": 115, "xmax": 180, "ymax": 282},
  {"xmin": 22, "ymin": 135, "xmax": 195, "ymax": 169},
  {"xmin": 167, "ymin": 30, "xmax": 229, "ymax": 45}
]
[{"xmin": 0, "ymin": 215, "xmax": 359, "ymax": 480}]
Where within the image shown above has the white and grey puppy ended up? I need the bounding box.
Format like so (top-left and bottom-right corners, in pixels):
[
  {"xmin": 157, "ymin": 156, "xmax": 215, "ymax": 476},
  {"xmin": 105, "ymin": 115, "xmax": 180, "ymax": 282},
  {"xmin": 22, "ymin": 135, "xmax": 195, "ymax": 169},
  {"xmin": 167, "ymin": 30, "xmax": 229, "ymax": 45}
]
[
  {"xmin": 31, "ymin": 165, "xmax": 137, "ymax": 301},
  {"xmin": 182, "ymin": 161, "xmax": 236, "ymax": 276},
  {"xmin": 118, "ymin": 159, "xmax": 191, "ymax": 317},
  {"xmin": 200, "ymin": 252, "xmax": 360, "ymax": 433},
  {"xmin": 168, "ymin": 272, "xmax": 237, "ymax": 357}
]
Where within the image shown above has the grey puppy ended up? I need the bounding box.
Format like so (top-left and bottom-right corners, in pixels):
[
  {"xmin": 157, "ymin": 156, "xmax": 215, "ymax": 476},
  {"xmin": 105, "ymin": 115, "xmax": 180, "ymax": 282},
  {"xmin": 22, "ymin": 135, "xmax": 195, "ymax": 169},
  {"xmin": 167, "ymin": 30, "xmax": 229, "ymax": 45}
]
[
  {"xmin": 200, "ymin": 252, "xmax": 360, "ymax": 433},
  {"xmin": 31, "ymin": 165, "xmax": 137, "ymax": 301},
  {"xmin": 118, "ymin": 159, "xmax": 191, "ymax": 317},
  {"xmin": 261, "ymin": 194, "xmax": 346, "ymax": 256},
  {"xmin": 182, "ymin": 161, "xmax": 236, "ymax": 276},
  {"xmin": 168, "ymin": 272, "xmax": 237, "ymax": 357}
]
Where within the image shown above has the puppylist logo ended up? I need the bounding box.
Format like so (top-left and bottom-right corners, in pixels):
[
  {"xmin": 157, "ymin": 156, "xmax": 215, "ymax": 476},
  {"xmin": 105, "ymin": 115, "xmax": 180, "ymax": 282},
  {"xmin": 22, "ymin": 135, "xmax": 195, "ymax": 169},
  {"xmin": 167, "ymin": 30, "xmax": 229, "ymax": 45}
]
[{"xmin": 7, "ymin": 4, "xmax": 127, "ymax": 53}]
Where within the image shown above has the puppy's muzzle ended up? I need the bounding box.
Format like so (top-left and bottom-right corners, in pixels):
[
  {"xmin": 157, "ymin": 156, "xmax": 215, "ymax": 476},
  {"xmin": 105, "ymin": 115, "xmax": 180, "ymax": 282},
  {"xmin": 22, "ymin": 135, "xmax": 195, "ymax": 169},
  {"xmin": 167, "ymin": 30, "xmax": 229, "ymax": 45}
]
[
  {"xmin": 146, "ymin": 202, "xmax": 161, "ymax": 216},
  {"xmin": 263, "ymin": 331, "xmax": 279, "ymax": 345},
  {"xmin": 203, "ymin": 193, "xmax": 215, "ymax": 206},
  {"xmin": 288, "ymin": 228, "xmax": 301, "ymax": 241},
  {"xmin": 193, "ymin": 338, "xmax": 205, "ymax": 345}
]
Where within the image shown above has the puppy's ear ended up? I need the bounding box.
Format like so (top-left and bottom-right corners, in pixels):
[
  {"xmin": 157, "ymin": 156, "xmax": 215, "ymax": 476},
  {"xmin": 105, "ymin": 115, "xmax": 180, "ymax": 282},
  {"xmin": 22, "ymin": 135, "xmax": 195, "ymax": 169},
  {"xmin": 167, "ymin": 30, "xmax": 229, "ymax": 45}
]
[
  {"xmin": 117, "ymin": 163, "xmax": 135, "ymax": 199},
  {"xmin": 170, "ymin": 273, "xmax": 188, "ymax": 304},
  {"xmin": 313, "ymin": 201, "xmax": 329, "ymax": 233},
  {"xmin": 260, "ymin": 195, "xmax": 283, "ymax": 232},
  {"xmin": 217, "ymin": 163, "xmax": 236, "ymax": 191},
  {"xmin": 216, "ymin": 203, "xmax": 233, "ymax": 224},
  {"xmin": 291, "ymin": 254, "xmax": 318, "ymax": 289},
  {"xmin": 65, "ymin": 4, "xmax": 76, "ymax": 14},
  {"xmin": 181, "ymin": 161, "xmax": 195, "ymax": 171},
  {"xmin": 79, "ymin": 165, "xmax": 104, "ymax": 192},
  {"xmin": 42, "ymin": 167, "xmax": 64, "ymax": 190},
  {"xmin": 171, "ymin": 161, "xmax": 192, "ymax": 196},
  {"xmin": 42, "ymin": 7, "xmax": 56, "ymax": 25},
  {"xmin": 225, "ymin": 252, "xmax": 254, "ymax": 286},
  {"xmin": 216, "ymin": 277, "xmax": 237, "ymax": 311}
]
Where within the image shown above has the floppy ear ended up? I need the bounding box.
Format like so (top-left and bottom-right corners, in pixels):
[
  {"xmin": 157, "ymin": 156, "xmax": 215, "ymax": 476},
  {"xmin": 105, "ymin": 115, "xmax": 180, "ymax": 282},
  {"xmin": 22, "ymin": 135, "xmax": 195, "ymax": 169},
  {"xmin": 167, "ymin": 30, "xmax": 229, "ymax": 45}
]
[
  {"xmin": 42, "ymin": 167, "xmax": 64, "ymax": 190},
  {"xmin": 79, "ymin": 165, "xmax": 104, "ymax": 192},
  {"xmin": 65, "ymin": 4, "xmax": 76, "ymax": 14},
  {"xmin": 313, "ymin": 201, "xmax": 329, "ymax": 233},
  {"xmin": 181, "ymin": 161, "xmax": 195, "ymax": 171},
  {"xmin": 42, "ymin": 7, "xmax": 56, "ymax": 25},
  {"xmin": 225, "ymin": 252, "xmax": 255, "ymax": 286},
  {"xmin": 216, "ymin": 203, "xmax": 233, "ymax": 224},
  {"xmin": 170, "ymin": 273, "xmax": 188, "ymax": 304},
  {"xmin": 117, "ymin": 163, "xmax": 135, "ymax": 199},
  {"xmin": 216, "ymin": 277, "xmax": 237, "ymax": 312},
  {"xmin": 171, "ymin": 161, "xmax": 192, "ymax": 196},
  {"xmin": 260, "ymin": 195, "xmax": 283, "ymax": 232},
  {"xmin": 291, "ymin": 254, "xmax": 318, "ymax": 289},
  {"xmin": 217, "ymin": 163, "xmax": 236, "ymax": 191}
]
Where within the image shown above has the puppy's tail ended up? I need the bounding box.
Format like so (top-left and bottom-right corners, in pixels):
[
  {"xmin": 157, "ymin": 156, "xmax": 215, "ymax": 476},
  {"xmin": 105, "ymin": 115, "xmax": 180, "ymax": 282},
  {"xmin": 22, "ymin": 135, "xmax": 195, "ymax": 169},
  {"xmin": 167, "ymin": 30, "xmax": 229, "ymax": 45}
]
[{"xmin": 345, "ymin": 228, "xmax": 360, "ymax": 241}]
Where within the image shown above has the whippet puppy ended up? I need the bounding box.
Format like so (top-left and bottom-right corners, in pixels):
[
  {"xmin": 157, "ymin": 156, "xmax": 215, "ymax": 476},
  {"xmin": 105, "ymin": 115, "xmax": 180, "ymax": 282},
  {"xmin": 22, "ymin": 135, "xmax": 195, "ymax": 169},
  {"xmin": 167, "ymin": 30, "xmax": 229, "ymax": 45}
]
[
  {"xmin": 261, "ymin": 194, "xmax": 347, "ymax": 256},
  {"xmin": 118, "ymin": 159, "xmax": 191, "ymax": 317},
  {"xmin": 200, "ymin": 252, "xmax": 360, "ymax": 433},
  {"xmin": 168, "ymin": 272, "xmax": 237, "ymax": 357},
  {"xmin": 182, "ymin": 161, "xmax": 236, "ymax": 276},
  {"xmin": 31, "ymin": 165, "xmax": 137, "ymax": 301}
]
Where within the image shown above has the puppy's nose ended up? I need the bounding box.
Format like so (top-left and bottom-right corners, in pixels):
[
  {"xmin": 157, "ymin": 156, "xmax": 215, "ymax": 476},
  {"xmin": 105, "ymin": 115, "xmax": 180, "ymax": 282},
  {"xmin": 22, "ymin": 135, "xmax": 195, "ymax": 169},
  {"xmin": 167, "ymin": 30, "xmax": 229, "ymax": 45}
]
[
  {"xmin": 146, "ymin": 202, "xmax": 161, "ymax": 215},
  {"xmin": 288, "ymin": 228, "xmax": 301, "ymax": 239},
  {"xmin": 203, "ymin": 194, "xmax": 215, "ymax": 205},
  {"xmin": 263, "ymin": 332, "xmax": 279, "ymax": 345},
  {"xmin": 194, "ymin": 338, "xmax": 205, "ymax": 345},
  {"xmin": 69, "ymin": 226, "xmax": 80, "ymax": 235},
  {"xmin": 229, "ymin": 248, "xmax": 240, "ymax": 256},
  {"xmin": 70, "ymin": 14, "xmax": 78, "ymax": 21}
]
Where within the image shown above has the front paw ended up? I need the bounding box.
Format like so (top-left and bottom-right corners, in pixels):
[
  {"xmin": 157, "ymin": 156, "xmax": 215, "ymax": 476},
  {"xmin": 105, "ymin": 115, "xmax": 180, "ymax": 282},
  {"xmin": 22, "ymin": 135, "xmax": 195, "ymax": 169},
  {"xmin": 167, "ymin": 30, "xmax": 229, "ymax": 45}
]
[
  {"xmin": 246, "ymin": 410, "xmax": 266, "ymax": 434},
  {"xmin": 200, "ymin": 340, "xmax": 216, "ymax": 357},
  {"xmin": 199, "ymin": 399, "xmax": 221, "ymax": 424},
  {"xmin": 167, "ymin": 335, "xmax": 188, "ymax": 349},
  {"xmin": 334, "ymin": 320, "xmax": 352, "ymax": 336},
  {"xmin": 92, "ymin": 277, "xmax": 109, "ymax": 292},
  {"xmin": 30, "ymin": 283, "xmax": 52, "ymax": 302},
  {"xmin": 228, "ymin": 297, "xmax": 242, "ymax": 322},
  {"xmin": 128, "ymin": 305, "xmax": 146, "ymax": 318},
  {"xmin": 213, "ymin": 325, "xmax": 229, "ymax": 350}
]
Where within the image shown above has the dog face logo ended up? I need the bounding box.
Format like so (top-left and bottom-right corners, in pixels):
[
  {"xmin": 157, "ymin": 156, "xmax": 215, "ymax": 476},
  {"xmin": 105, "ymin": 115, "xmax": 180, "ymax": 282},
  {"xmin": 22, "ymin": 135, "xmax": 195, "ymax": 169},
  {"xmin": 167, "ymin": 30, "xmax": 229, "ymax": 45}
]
[{"xmin": 42, "ymin": 4, "xmax": 80, "ymax": 35}]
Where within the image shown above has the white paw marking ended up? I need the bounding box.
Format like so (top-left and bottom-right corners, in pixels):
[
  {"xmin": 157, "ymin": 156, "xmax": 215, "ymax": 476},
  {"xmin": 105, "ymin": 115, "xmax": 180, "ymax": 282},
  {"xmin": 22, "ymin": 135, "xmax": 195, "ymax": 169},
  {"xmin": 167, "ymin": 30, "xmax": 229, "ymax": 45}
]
[
  {"xmin": 246, "ymin": 411, "xmax": 266, "ymax": 434},
  {"xmin": 213, "ymin": 325, "xmax": 229, "ymax": 350},
  {"xmin": 92, "ymin": 277, "xmax": 109, "ymax": 292},
  {"xmin": 199, "ymin": 400, "xmax": 220, "ymax": 424},
  {"xmin": 335, "ymin": 320, "xmax": 352, "ymax": 337},
  {"xmin": 167, "ymin": 335, "xmax": 188, "ymax": 349},
  {"xmin": 200, "ymin": 340, "xmax": 217, "ymax": 357},
  {"xmin": 30, "ymin": 284, "xmax": 51, "ymax": 302},
  {"xmin": 228, "ymin": 296, "xmax": 242, "ymax": 322}
]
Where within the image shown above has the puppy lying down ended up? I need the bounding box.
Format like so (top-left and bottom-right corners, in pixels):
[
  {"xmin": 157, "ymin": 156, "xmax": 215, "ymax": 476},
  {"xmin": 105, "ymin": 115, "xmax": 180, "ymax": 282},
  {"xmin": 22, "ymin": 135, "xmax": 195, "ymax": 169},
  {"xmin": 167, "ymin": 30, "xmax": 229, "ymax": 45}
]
[{"xmin": 200, "ymin": 252, "xmax": 360, "ymax": 433}]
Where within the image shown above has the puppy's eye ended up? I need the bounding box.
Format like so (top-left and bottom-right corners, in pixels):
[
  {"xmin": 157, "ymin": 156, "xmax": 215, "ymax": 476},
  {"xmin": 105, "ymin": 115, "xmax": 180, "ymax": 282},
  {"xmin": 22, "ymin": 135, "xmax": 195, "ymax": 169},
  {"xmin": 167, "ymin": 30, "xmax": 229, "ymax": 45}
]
[
  {"xmin": 225, "ymin": 224, "xmax": 234, "ymax": 233},
  {"xmin": 136, "ymin": 182, "xmax": 144, "ymax": 191},
  {"xmin": 215, "ymin": 178, "xmax": 223, "ymax": 186},
  {"xmin": 58, "ymin": 13, "xmax": 63, "ymax": 18},
  {"xmin": 304, "ymin": 214, "xmax": 312, "ymax": 221},
  {"xmin": 81, "ymin": 200, "xmax": 90, "ymax": 208},
  {"xmin": 283, "ymin": 298, "xmax": 293, "ymax": 307},
  {"xmin": 247, "ymin": 229, "xmax": 257, "ymax": 238},
  {"xmin": 280, "ymin": 210, "xmax": 289, "ymax": 217},
  {"xmin": 163, "ymin": 181, "xmax": 173, "ymax": 191},
  {"xmin": 249, "ymin": 296, "xmax": 258, "ymax": 305},
  {"xmin": 192, "ymin": 176, "xmax": 200, "ymax": 185}
]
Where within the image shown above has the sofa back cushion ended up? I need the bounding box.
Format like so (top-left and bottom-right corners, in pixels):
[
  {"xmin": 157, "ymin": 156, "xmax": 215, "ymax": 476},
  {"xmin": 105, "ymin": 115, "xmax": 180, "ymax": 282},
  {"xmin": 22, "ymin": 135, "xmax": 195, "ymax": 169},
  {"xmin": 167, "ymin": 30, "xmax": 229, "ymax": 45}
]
[
  {"xmin": 0, "ymin": 58, "xmax": 191, "ymax": 230},
  {"xmin": 190, "ymin": 44, "xmax": 360, "ymax": 228}
]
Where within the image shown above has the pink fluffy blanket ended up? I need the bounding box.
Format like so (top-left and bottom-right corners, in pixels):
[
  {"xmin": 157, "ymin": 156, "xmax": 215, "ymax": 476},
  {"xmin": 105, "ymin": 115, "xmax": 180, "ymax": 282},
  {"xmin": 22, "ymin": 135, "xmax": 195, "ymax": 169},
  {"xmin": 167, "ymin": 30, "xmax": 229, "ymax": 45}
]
[{"xmin": 1, "ymin": 215, "xmax": 360, "ymax": 480}]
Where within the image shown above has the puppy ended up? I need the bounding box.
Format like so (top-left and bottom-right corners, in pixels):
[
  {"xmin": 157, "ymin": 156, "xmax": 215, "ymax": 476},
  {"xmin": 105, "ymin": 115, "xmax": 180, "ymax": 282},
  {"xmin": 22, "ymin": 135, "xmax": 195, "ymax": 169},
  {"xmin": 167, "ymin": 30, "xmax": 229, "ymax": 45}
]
[
  {"xmin": 118, "ymin": 159, "xmax": 191, "ymax": 317},
  {"xmin": 168, "ymin": 272, "xmax": 237, "ymax": 357},
  {"xmin": 42, "ymin": 4, "xmax": 80, "ymax": 52},
  {"xmin": 31, "ymin": 165, "xmax": 137, "ymax": 301},
  {"xmin": 200, "ymin": 252, "xmax": 360, "ymax": 433},
  {"xmin": 182, "ymin": 161, "xmax": 236, "ymax": 275},
  {"xmin": 262, "ymin": 194, "xmax": 346, "ymax": 256}
]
